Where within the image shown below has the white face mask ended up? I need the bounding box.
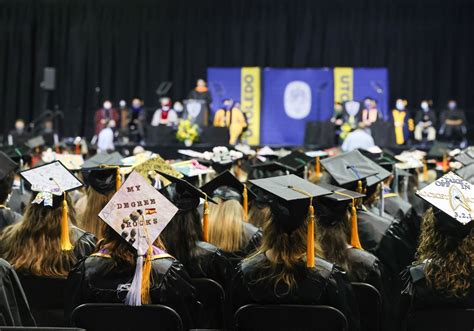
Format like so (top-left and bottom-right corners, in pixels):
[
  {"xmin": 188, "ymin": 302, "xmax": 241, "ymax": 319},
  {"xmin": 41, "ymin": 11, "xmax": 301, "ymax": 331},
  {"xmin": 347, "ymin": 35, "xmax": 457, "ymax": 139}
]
[
  {"xmin": 448, "ymin": 102, "xmax": 456, "ymax": 110},
  {"xmin": 421, "ymin": 102, "xmax": 429, "ymax": 111},
  {"xmin": 119, "ymin": 100, "xmax": 127, "ymax": 108},
  {"xmin": 103, "ymin": 101, "xmax": 112, "ymax": 110},
  {"xmin": 396, "ymin": 101, "xmax": 405, "ymax": 110}
]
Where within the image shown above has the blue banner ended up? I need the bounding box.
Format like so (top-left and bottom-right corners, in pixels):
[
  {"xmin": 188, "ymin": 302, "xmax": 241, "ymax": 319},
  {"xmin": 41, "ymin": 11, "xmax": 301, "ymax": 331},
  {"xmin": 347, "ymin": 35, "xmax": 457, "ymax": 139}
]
[
  {"xmin": 353, "ymin": 68, "xmax": 389, "ymax": 120},
  {"xmin": 207, "ymin": 68, "xmax": 241, "ymax": 113},
  {"xmin": 261, "ymin": 68, "xmax": 333, "ymax": 145}
]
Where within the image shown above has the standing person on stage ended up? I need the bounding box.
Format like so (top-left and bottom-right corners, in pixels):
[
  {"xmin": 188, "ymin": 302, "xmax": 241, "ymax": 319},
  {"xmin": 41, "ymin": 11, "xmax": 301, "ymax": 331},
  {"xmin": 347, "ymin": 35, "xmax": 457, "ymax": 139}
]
[
  {"xmin": 439, "ymin": 100, "xmax": 467, "ymax": 147},
  {"xmin": 94, "ymin": 100, "xmax": 120, "ymax": 135},
  {"xmin": 97, "ymin": 120, "xmax": 116, "ymax": 153},
  {"xmin": 188, "ymin": 79, "xmax": 212, "ymax": 107},
  {"xmin": 128, "ymin": 98, "xmax": 146, "ymax": 142},
  {"xmin": 361, "ymin": 98, "xmax": 380, "ymax": 128},
  {"xmin": 213, "ymin": 98, "xmax": 248, "ymax": 145},
  {"xmin": 414, "ymin": 100, "xmax": 437, "ymax": 143},
  {"xmin": 392, "ymin": 99, "xmax": 414, "ymax": 145},
  {"xmin": 7, "ymin": 119, "xmax": 30, "ymax": 146},
  {"xmin": 151, "ymin": 97, "xmax": 178, "ymax": 127}
]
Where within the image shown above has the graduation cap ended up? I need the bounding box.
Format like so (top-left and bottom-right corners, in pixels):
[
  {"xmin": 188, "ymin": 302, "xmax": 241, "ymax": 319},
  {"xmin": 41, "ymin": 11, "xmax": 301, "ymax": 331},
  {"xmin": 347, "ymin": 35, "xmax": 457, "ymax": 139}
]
[
  {"xmin": 99, "ymin": 171, "xmax": 178, "ymax": 306},
  {"xmin": 276, "ymin": 151, "xmax": 313, "ymax": 176},
  {"xmin": 317, "ymin": 182, "xmax": 365, "ymax": 249},
  {"xmin": 201, "ymin": 170, "xmax": 256, "ymax": 221},
  {"xmin": 157, "ymin": 171, "xmax": 216, "ymax": 241},
  {"xmin": 81, "ymin": 167, "xmax": 120, "ymax": 195},
  {"xmin": 26, "ymin": 136, "xmax": 45, "ymax": 150},
  {"xmin": 20, "ymin": 161, "xmax": 83, "ymax": 251},
  {"xmin": 249, "ymin": 161, "xmax": 287, "ymax": 179},
  {"xmin": 428, "ymin": 142, "xmax": 451, "ymax": 159},
  {"xmin": 249, "ymin": 175, "xmax": 331, "ymax": 268},
  {"xmin": 454, "ymin": 147, "xmax": 474, "ymax": 166},
  {"xmin": 320, "ymin": 150, "xmax": 377, "ymax": 189},
  {"xmin": 365, "ymin": 161, "xmax": 392, "ymax": 187},
  {"xmin": 0, "ymin": 151, "xmax": 18, "ymax": 181},
  {"xmin": 82, "ymin": 152, "xmax": 123, "ymax": 168},
  {"xmin": 0, "ymin": 145, "xmax": 31, "ymax": 164},
  {"xmin": 55, "ymin": 154, "xmax": 84, "ymax": 171},
  {"xmin": 128, "ymin": 155, "xmax": 183, "ymax": 187},
  {"xmin": 455, "ymin": 164, "xmax": 474, "ymax": 185},
  {"xmin": 416, "ymin": 172, "xmax": 474, "ymax": 239}
]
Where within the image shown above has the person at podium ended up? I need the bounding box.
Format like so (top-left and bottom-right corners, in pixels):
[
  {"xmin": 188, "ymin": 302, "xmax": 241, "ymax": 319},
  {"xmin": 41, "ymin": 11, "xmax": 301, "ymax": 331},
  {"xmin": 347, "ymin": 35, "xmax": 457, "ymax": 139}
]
[
  {"xmin": 213, "ymin": 98, "xmax": 247, "ymax": 145},
  {"xmin": 188, "ymin": 78, "xmax": 212, "ymax": 106}
]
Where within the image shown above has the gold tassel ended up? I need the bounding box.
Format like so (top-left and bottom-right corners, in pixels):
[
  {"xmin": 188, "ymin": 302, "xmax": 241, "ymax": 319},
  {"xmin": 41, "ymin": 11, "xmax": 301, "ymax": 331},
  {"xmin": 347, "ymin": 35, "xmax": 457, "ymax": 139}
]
[
  {"xmin": 350, "ymin": 199, "xmax": 363, "ymax": 249},
  {"xmin": 443, "ymin": 154, "xmax": 449, "ymax": 173},
  {"xmin": 235, "ymin": 160, "xmax": 241, "ymax": 179},
  {"xmin": 116, "ymin": 169, "xmax": 122, "ymax": 191},
  {"xmin": 203, "ymin": 194, "xmax": 209, "ymax": 242},
  {"xmin": 356, "ymin": 180, "xmax": 363, "ymax": 194},
  {"xmin": 60, "ymin": 193, "xmax": 73, "ymax": 251},
  {"xmin": 307, "ymin": 198, "xmax": 315, "ymax": 268},
  {"xmin": 141, "ymin": 245, "xmax": 153, "ymax": 304},
  {"xmin": 315, "ymin": 156, "xmax": 321, "ymax": 179},
  {"xmin": 243, "ymin": 184, "xmax": 248, "ymax": 222},
  {"xmin": 423, "ymin": 159, "xmax": 428, "ymax": 182}
]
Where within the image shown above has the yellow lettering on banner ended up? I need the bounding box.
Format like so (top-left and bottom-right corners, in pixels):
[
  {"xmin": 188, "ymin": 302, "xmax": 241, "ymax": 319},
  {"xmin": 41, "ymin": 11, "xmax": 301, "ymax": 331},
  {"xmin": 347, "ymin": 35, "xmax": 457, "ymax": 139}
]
[
  {"xmin": 334, "ymin": 67, "xmax": 354, "ymax": 103},
  {"xmin": 240, "ymin": 67, "xmax": 261, "ymax": 145}
]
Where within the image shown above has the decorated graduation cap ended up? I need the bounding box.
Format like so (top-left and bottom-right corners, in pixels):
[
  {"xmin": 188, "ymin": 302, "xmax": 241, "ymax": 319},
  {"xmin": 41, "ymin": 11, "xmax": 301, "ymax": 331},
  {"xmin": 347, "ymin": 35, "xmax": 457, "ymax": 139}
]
[
  {"xmin": 0, "ymin": 152, "xmax": 18, "ymax": 181},
  {"xmin": 317, "ymin": 182, "xmax": 365, "ymax": 249},
  {"xmin": 201, "ymin": 170, "xmax": 256, "ymax": 221},
  {"xmin": 321, "ymin": 150, "xmax": 377, "ymax": 190},
  {"xmin": 416, "ymin": 172, "xmax": 474, "ymax": 239},
  {"xmin": 157, "ymin": 171, "xmax": 216, "ymax": 241},
  {"xmin": 55, "ymin": 154, "xmax": 84, "ymax": 171},
  {"xmin": 128, "ymin": 155, "xmax": 183, "ymax": 187},
  {"xmin": 98, "ymin": 171, "xmax": 178, "ymax": 306},
  {"xmin": 20, "ymin": 161, "xmax": 83, "ymax": 251},
  {"xmin": 249, "ymin": 175, "xmax": 331, "ymax": 267}
]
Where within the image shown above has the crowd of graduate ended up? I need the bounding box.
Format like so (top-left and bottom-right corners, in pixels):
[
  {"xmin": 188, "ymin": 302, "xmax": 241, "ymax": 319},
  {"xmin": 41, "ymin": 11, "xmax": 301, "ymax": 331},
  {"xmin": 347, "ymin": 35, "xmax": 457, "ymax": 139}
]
[{"xmin": 0, "ymin": 140, "xmax": 472, "ymax": 331}]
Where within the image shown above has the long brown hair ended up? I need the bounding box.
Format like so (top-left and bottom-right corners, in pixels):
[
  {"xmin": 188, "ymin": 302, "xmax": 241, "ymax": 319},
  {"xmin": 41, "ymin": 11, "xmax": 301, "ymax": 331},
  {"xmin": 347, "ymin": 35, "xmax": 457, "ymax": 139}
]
[
  {"xmin": 417, "ymin": 208, "xmax": 473, "ymax": 298},
  {"xmin": 79, "ymin": 187, "xmax": 113, "ymax": 239},
  {"xmin": 248, "ymin": 203, "xmax": 271, "ymax": 229},
  {"xmin": 208, "ymin": 198, "xmax": 246, "ymax": 252},
  {"xmin": 0, "ymin": 196, "xmax": 77, "ymax": 277}
]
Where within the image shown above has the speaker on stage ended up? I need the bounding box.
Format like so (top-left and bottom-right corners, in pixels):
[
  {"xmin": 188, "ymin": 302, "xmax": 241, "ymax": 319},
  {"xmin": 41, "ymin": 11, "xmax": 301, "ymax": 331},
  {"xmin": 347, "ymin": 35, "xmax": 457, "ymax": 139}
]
[{"xmin": 40, "ymin": 67, "xmax": 56, "ymax": 91}]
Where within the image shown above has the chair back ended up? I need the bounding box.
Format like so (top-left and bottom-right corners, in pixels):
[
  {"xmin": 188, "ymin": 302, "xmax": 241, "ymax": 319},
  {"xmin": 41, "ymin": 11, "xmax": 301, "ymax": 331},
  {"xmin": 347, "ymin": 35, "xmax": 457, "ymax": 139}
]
[
  {"xmin": 407, "ymin": 308, "xmax": 474, "ymax": 331},
  {"xmin": 190, "ymin": 278, "xmax": 225, "ymax": 329},
  {"xmin": 71, "ymin": 303, "xmax": 183, "ymax": 331},
  {"xmin": 351, "ymin": 282, "xmax": 382, "ymax": 331},
  {"xmin": 17, "ymin": 275, "xmax": 66, "ymax": 327},
  {"xmin": 234, "ymin": 304, "xmax": 348, "ymax": 331}
]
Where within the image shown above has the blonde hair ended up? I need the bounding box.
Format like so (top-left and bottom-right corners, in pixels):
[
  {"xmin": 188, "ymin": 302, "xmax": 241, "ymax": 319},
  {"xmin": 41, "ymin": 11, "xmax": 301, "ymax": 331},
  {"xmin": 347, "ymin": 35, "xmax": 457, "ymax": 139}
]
[
  {"xmin": 0, "ymin": 197, "xmax": 77, "ymax": 277},
  {"xmin": 248, "ymin": 203, "xmax": 271, "ymax": 229},
  {"xmin": 208, "ymin": 198, "xmax": 246, "ymax": 252},
  {"xmin": 78, "ymin": 187, "xmax": 113, "ymax": 239}
]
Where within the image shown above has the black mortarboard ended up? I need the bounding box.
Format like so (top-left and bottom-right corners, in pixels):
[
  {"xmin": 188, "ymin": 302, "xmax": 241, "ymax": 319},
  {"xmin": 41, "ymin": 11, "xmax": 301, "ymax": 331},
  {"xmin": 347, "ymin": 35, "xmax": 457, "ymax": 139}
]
[
  {"xmin": 0, "ymin": 146, "xmax": 30, "ymax": 164},
  {"xmin": 157, "ymin": 171, "xmax": 216, "ymax": 211},
  {"xmin": 365, "ymin": 160, "xmax": 392, "ymax": 187},
  {"xmin": 454, "ymin": 147, "xmax": 474, "ymax": 166},
  {"xmin": 317, "ymin": 182, "xmax": 365, "ymax": 202},
  {"xmin": 321, "ymin": 150, "xmax": 378, "ymax": 187},
  {"xmin": 26, "ymin": 136, "xmax": 45, "ymax": 149},
  {"xmin": 82, "ymin": 151, "xmax": 123, "ymax": 168},
  {"xmin": 417, "ymin": 172, "xmax": 474, "ymax": 239},
  {"xmin": 249, "ymin": 161, "xmax": 287, "ymax": 179},
  {"xmin": 276, "ymin": 151, "xmax": 313, "ymax": 174},
  {"xmin": 455, "ymin": 164, "xmax": 474, "ymax": 185},
  {"xmin": 81, "ymin": 167, "xmax": 117, "ymax": 195},
  {"xmin": 0, "ymin": 152, "xmax": 18, "ymax": 181},
  {"xmin": 427, "ymin": 142, "xmax": 451, "ymax": 159},
  {"xmin": 200, "ymin": 170, "xmax": 256, "ymax": 202}
]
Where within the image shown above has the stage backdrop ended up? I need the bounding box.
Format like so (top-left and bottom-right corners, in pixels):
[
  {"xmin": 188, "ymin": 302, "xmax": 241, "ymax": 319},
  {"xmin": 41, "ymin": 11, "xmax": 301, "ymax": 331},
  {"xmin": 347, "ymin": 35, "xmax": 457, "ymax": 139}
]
[
  {"xmin": 207, "ymin": 67, "xmax": 261, "ymax": 145},
  {"xmin": 208, "ymin": 67, "xmax": 388, "ymax": 145}
]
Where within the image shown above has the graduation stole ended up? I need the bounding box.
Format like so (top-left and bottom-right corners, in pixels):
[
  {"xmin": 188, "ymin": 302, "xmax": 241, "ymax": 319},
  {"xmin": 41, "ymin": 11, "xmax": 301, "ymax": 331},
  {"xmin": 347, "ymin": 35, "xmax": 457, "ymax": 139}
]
[{"xmin": 392, "ymin": 109, "xmax": 407, "ymax": 145}]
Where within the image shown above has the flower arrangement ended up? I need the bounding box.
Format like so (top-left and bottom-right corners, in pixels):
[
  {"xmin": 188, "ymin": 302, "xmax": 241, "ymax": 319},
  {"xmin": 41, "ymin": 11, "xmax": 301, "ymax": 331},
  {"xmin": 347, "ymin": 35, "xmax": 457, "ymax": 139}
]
[{"xmin": 176, "ymin": 118, "xmax": 200, "ymax": 146}]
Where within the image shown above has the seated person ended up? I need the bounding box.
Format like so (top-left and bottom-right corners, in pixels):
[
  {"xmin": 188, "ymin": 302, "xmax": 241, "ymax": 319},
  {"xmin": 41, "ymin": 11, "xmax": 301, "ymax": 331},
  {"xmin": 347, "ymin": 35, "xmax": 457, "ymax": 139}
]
[
  {"xmin": 201, "ymin": 171, "xmax": 262, "ymax": 267},
  {"xmin": 151, "ymin": 97, "xmax": 178, "ymax": 127},
  {"xmin": 414, "ymin": 100, "xmax": 436, "ymax": 142},
  {"xmin": 400, "ymin": 173, "xmax": 473, "ymax": 328},
  {"xmin": 0, "ymin": 152, "xmax": 22, "ymax": 231},
  {"xmin": 213, "ymin": 99, "xmax": 247, "ymax": 145},
  {"xmin": 232, "ymin": 175, "xmax": 360, "ymax": 331},
  {"xmin": 392, "ymin": 99, "xmax": 414, "ymax": 145},
  {"xmin": 438, "ymin": 100, "xmax": 467, "ymax": 146},
  {"xmin": 7, "ymin": 119, "xmax": 31, "ymax": 147}
]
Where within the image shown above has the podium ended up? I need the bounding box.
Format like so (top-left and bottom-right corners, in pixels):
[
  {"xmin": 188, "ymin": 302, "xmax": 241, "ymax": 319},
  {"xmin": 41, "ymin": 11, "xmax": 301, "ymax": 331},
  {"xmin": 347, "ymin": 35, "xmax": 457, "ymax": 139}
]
[
  {"xmin": 183, "ymin": 99, "xmax": 209, "ymax": 126},
  {"xmin": 145, "ymin": 125, "xmax": 177, "ymax": 145}
]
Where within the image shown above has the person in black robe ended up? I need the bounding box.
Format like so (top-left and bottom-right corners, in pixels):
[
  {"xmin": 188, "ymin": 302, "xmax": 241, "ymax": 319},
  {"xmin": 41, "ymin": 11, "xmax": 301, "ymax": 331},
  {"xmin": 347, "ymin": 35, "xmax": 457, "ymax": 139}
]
[
  {"xmin": 0, "ymin": 258, "xmax": 35, "ymax": 326},
  {"xmin": 7, "ymin": 119, "xmax": 31, "ymax": 147},
  {"xmin": 66, "ymin": 220, "xmax": 200, "ymax": 329},
  {"xmin": 201, "ymin": 171, "xmax": 262, "ymax": 267},
  {"xmin": 438, "ymin": 100, "xmax": 468, "ymax": 147},
  {"xmin": 0, "ymin": 152, "xmax": 21, "ymax": 231},
  {"xmin": 188, "ymin": 78, "xmax": 212, "ymax": 112},
  {"xmin": 400, "ymin": 177, "xmax": 474, "ymax": 331},
  {"xmin": 233, "ymin": 175, "xmax": 360, "ymax": 330}
]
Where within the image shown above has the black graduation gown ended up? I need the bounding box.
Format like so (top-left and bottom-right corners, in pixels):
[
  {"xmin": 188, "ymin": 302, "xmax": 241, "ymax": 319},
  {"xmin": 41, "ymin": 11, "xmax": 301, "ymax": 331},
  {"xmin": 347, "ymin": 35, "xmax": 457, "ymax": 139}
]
[
  {"xmin": 222, "ymin": 222, "xmax": 263, "ymax": 267},
  {"xmin": 232, "ymin": 253, "xmax": 360, "ymax": 331},
  {"xmin": 356, "ymin": 208, "xmax": 392, "ymax": 251},
  {"xmin": 0, "ymin": 208, "xmax": 22, "ymax": 231},
  {"xmin": 66, "ymin": 252, "xmax": 200, "ymax": 329},
  {"xmin": 69, "ymin": 226, "xmax": 97, "ymax": 261},
  {"xmin": 383, "ymin": 195, "xmax": 421, "ymax": 249},
  {"xmin": 400, "ymin": 262, "xmax": 474, "ymax": 330},
  {"xmin": 0, "ymin": 258, "xmax": 35, "ymax": 326}
]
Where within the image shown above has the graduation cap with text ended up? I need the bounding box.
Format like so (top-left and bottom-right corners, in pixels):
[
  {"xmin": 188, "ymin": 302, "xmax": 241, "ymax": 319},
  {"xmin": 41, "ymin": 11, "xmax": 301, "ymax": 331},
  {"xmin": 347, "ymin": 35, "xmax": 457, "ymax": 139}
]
[
  {"xmin": 0, "ymin": 151, "xmax": 18, "ymax": 181},
  {"xmin": 416, "ymin": 172, "xmax": 474, "ymax": 238},
  {"xmin": 98, "ymin": 171, "xmax": 179, "ymax": 306},
  {"xmin": 200, "ymin": 170, "xmax": 256, "ymax": 221},
  {"xmin": 249, "ymin": 175, "xmax": 331, "ymax": 267},
  {"xmin": 20, "ymin": 161, "xmax": 83, "ymax": 251},
  {"xmin": 320, "ymin": 150, "xmax": 378, "ymax": 189}
]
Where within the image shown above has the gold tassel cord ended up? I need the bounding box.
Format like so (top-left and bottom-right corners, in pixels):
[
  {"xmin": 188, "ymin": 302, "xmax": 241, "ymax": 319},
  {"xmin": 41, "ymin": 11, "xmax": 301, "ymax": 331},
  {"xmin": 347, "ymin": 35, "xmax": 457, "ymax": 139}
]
[
  {"xmin": 356, "ymin": 180, "xmax": 363, "ymax": 194},
  {"xmin": 99, "ymin": 165, "xmax": 122, "ymax": 191},
  {"xmin": 334, "ymin": 191, "xmax": 363, "ymax": 249},
  {"xmin": 202, "ymin": 194, "xmax": 209, "ymax": 242},
  {"xmin": 141, "ymin": 244, "xmax": 153, "ymax": 305},
  {"xmin": 243, "ymin": 184, "xmax": 249, "ymax": 222},
  {"xmin": 60, "ymin": 192, "xmax": 73, "ymax": 251},
  {"xmin": 423, "ymin": 160, "xmax": 428, "ymax": 182},
  {"xmin": 315, "ymin": 156, "xmax": 321, "ymax": 179}
]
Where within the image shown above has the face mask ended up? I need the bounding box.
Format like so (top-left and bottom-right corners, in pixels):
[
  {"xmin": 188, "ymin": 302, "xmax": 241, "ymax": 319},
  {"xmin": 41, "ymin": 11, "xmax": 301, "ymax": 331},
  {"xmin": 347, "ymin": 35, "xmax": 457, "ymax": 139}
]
[
  {"xmin": 119, "ymin": 100, "xmax": 127, "ymax": 108},
  {"xmin": 421, "ymin": 102, "xmax": 429, "ymax": 111},
  {"xmin": 396, "ymin": 101, "xmax": 405, "ymax": 110},
  {"xmin": 132, "ymin": 102, "xmax": 141, "ymax": 109},
  {"xmin": 103, "ymin": 102, "xmax": 112, "ymax": 110},
  {"xmin": 448, "ymin": 102, "xmax": 456, "ymax": 110},
  {"xmin": 15, "ymin": 124, "xmax": 24, "ymax": 132}
]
